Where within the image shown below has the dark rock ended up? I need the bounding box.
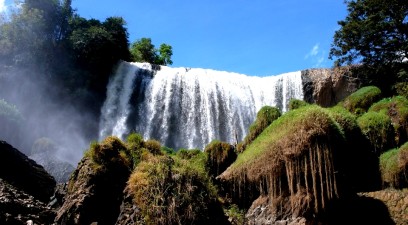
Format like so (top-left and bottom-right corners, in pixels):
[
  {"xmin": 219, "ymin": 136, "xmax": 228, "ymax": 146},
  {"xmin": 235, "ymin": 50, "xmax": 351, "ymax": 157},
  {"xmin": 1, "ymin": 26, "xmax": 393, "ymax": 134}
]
[
  {"xmin": 55, "ymin": 156, "xmax": 130, "ymax": 225},
  {"xmin": 0, "ymin": 178, "xmax": 55, "ymax": 225},
  {"xmin": 115, "ymin": 191, "xmax": 144, "ymax": 225},
  {"xmin": 0, "ymin": 140, "xmax": 56, "ymax": 202},
  {"xmin": 301, "ymin": 67, "xmax": 360, "ymax": 107}
]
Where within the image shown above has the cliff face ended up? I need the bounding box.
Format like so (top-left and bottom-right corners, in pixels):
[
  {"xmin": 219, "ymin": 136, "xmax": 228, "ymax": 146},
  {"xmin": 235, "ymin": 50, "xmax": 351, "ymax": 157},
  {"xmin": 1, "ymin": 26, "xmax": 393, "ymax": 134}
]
[
  {"xmin": 301, "ymin": 67, "xmax": 360, "ymax": 107},
  {"xmin": 0, "ymin": 141, "xmax": 56, "ymax": 225},
  {"xmin": 0, "ymin": 140, "xmax": 56, "ymax": 202}
]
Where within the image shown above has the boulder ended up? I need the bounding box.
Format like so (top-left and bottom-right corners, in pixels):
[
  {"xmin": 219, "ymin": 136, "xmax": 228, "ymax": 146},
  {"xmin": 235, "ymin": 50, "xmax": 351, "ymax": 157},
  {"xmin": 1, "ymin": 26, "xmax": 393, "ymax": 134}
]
[{"xmin": 0, "ymin": 140, "xmax": 56, "ymax": 202}]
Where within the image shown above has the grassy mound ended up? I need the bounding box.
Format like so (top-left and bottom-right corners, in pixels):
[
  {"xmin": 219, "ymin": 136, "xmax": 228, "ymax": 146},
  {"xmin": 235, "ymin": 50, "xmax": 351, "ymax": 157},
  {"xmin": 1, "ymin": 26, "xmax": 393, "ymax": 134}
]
[
  {"xmin": 340, "ymin": 86, "xmax": 382, "ymax": 115},
  {"xmin": 357, "ymin": 112, "xmax": 395, "ymax": 154},
  {"xmin": 86, "ymin": 136, "xmax": 131, "ymax": 172},
  {"xmin": 127, "ymin": 151, "xmax": 224, "ymax": 225},
  {"xmin": 204, "ymin": 140, "xmax": 237, "ymax": 178},
  {"xmin": 380, "ymin": 142, "xmax": 408, "ymax": 188},
  {"xmin": 220, "ymin": 105, "xmax": 346, "ymax": 216},
  {"xmin": 289, "ymin": 99, "xmax": 309, "ymax": 111},
  {"xmin": 236, "ymin": 106, "xmax": 281, "ymax": 152},
  {"xmin": 369, "ymin": 96, "xmax": 408, "ymax": 145}
]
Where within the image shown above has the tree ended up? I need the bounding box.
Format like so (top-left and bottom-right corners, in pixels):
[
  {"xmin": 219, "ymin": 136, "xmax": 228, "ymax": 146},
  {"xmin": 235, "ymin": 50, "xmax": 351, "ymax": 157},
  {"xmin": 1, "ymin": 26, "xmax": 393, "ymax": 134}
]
[
  {"xmin": 130, "ymin": 38, "xmax": 173, "ymax": 65},
  {"xmin": 130, "ymin": 38, "xmax": 157, "ymax": 64},
  {"xmin": 329, "ymin": 0, "xmax": 408, "ymax": 66},
  {"xmin": 157, "ymin": 43, "xmax": 173, "ymax": 65}
]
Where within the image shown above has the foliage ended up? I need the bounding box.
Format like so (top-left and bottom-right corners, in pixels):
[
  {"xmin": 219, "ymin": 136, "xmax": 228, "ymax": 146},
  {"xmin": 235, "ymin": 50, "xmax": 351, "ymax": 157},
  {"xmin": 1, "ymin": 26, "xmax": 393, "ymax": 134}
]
[
  {"xmin": 161, "ymin": 146, "xmax": 175, "ymax": 155},
  {"xmin": 176, "ymin": 148, "xmax": 202, "ymax": 159},
  {"xmin": 380, "ymin": 142, "xmax": 408, "ymax": 188},
  {"xmin": 126, "ymin": 132, "xmax": 145, "ymax": 168},
  {"xmin": 329, "ymin": 0, "xmax": 408, "ymax": 66},
  {"xmin": 357, "ymin": 112, "xmax": 395, "ymax": 154},
  {"xmin": 204, "ymin": 140, "xmax": 237, "ymax": 177},
  {"xmin": 369, "ymin": 96, "xmax": 408, "ymax": 145},
  {"xmin": 237, "ymin": 106, "xmax": 281, "ymax": 152},
  {"xmin": 224, "ymin": 204, "xmax": 245, "ymax": 225},
  {"xmin": 87, "ymin": 136, "xmax": 131, "ymax": 172},
  {"xmin": 144, "ymin": 139, "xmax": 162, "ymax": 155},
  {"xmin": 340, "ymin": 86, "xmax": 382, "ymax": 115},
  {"xmin": 130, "ymin": 38, "xmax": 173, "ymax": 65},
  {"xmin": 127, "ymin": 151, "xmax": 219, "ymax": 225},
  {"xmin": 288, "ymin": 99, "xmax": 309, "ymax": 111}
]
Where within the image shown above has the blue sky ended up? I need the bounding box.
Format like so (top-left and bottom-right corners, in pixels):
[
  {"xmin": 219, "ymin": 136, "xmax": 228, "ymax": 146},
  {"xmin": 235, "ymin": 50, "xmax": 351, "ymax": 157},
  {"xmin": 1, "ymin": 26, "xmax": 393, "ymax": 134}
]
[{"xmin": 2, "ymin": 0, "xmax": 348, "ymax": 76}]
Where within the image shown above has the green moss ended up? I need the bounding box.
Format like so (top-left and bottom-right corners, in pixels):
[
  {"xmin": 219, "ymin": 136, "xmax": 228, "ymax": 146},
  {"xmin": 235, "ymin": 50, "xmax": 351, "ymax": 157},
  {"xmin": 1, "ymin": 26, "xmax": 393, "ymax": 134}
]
[
  {"xmin": 288, "ymin": 99, "xmax": 309, "ymax": 111},
  {"xmin": 369, "ymin": 96, "xmax": 408, "ymax": 145},
  {"xmin": 357, "ymin": 112, "xmax": 395, "ymax": 154},
  {"xmin": 340, "ymin": 86, "xmax": 382, "ymax": 115},
  {"xmin": 380, "ymin": 142, "xmax": 408, "ymax": 188},
  {"xmin": 237, "ymin": 106, "xmax": 281, "ymax": 152}
]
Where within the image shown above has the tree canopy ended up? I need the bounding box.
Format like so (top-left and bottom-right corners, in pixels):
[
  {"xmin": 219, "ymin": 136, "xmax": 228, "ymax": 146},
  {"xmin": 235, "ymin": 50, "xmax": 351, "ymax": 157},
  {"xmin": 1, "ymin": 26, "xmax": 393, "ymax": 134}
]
[
  {"xmin": 329, "ymin": 0, "xmax": 408, "ymax": 66},
  {"xmin": 130, "ymin": 38, "xmax": 173, "ymax": 65}
]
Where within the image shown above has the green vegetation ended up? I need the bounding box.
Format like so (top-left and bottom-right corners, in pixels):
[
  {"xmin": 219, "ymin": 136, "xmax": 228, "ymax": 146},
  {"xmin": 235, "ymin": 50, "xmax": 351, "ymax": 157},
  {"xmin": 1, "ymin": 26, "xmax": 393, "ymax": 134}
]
[
  {"xmin": 86, "ymin": 136, "xmax": 131, "ymax": 172},
  {"xmin": 340, "ymin": 86, "xmax": 382, "ymax": 115},
  {"xmin": 222, "ymin": 105, "xmax": 346, "ymax": 215},
  {"xmin": 380, "ymin": 142, "xmax": 408, "ymax": 188},
  {"xmin": 369, "ymin": 96, "xmax": 408, "ymax": 145},
  {"xmin": 288, "ymin": 99, "xmax": 309, "ymax": 111},
  {"xmin": 236, "ymin": 106, "xmax": 281, "ymax": 152},
  {"xmin": 204, "ymin": 140, "xmax": 236, "ymax": 177},
  {"xmin": 357, "ymin": 112, "xmax": 395, "ymax": 154},
  {"xmin": 127, "ymin": 150, "xmax": 220, "ymax": 225},
  {"xmin": 130, "ymin": 38, "xmax": 173, "ymax": 65},
  {"xmin": 329, "ymin": 0, "xmax": 407, "ymax": 95}
]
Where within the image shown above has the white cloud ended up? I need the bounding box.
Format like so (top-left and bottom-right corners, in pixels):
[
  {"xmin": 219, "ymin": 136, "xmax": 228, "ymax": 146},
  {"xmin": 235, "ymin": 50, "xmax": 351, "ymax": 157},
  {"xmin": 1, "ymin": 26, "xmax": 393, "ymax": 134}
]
[
  {"xmin": 305, "ymin": 43, "xmax": 320, "ymax": 59},
  {"xmin": 0, "ymin": 0, "xmax": 6, "ymax": 13}
]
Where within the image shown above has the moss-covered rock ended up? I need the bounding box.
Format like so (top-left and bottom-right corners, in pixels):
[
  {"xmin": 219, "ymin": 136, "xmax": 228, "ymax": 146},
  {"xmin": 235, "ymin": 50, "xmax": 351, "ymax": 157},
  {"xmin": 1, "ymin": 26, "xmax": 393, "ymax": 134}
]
[
  {"xmin": 369, "ymin": 96, "xmax": 408, "ymax": 145},
  {"xmin": 204, "ymin": 140, "xmax": 236, "ymax": 178},
  {"xmin": 127, "ymin": 151, "xmax": 227, "ymax": 225},
  {"xmin": 289, "ymin": 99, "xmax": 309, "ymax": 111},
  {"xmin": 341, "ymin": 86, "xmax": 382, "ymax": 115},
  {"xmin": 219, "ymin": 105, "xmax": 348, "ymax": 220},
  {"xmin": 380, "ymin": 142, "xmax": 408, "ymax": 188},
  {"xmin": 236, "ymin": 106, "xmax": 281, "ymax": 152},
  {"xmin": 357, "ymin": 112, "xmax": 395, "ymax": 154}
]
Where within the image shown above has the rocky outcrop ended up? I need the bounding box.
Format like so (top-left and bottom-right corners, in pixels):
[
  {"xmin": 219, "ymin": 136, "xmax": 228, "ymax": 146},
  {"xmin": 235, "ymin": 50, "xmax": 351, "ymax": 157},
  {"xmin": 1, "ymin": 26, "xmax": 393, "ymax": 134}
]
[
  {"xmin": 30, "ymin": 152, "xmax": 75, "ymax": 183},
  {"xmin": 301, "ymin": 67, "xmax": 360, "ymax": 107},
  {"xmin": 360, "ymin": 189, "xmax": 408, "ymax": 225},
  {"xmin": 55, "ymin": 156, "xmax": 130, "ymax": 225},
  {"xmin": 0, "ymin": 178, "xmax": 55, "ymax": 225},
  {"xmin": 0, "ymin": 140, "xmax": 56, "ymax": 202}
]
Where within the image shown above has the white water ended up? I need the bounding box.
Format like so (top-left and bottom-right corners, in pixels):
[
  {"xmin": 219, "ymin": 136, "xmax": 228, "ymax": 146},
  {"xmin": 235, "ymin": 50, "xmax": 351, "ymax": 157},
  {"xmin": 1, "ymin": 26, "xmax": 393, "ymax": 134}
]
[{"xmin": 99, "ymin": 62, "xmax": 304, "ymax": 150}]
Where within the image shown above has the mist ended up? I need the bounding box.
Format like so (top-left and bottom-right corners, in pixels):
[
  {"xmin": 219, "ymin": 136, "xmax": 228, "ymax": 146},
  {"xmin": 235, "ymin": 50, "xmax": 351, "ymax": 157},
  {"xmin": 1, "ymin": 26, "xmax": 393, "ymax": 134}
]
[{"xmin": 0, "ymin": 66, "xmax": 96, "ymax": 165}]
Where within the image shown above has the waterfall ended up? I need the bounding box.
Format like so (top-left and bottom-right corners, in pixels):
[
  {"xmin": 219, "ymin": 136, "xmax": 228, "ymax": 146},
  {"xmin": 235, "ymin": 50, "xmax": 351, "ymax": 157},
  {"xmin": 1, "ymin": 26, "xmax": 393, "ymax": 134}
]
[{"xmin": 99, "ymin": 61, "xmax": 304, "ymax": 150}]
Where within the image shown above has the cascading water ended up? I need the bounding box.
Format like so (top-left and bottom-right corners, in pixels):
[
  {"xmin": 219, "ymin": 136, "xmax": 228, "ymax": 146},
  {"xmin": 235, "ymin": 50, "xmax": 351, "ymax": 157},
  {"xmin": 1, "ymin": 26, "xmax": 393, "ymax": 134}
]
[{"xmin": 99, "ymin": 61, "xmax": 304, "ymax": 150}]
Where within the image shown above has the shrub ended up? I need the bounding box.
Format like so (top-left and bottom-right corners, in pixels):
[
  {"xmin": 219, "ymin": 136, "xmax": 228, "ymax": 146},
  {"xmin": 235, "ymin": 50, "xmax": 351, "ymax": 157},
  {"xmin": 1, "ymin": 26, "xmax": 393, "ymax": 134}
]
[
  {"xmin": 204, "ymin": 140, "xmax": 236, "ymax": 177},
  {"xmin": 357, "ymin": 112, "xmax": 395, "ymax": 154},
  {"xmin": 237, "ymin": 106, "xmax": 281, "ymax": 152},
  {"xmin": 127, "ymin": 152, "xmax": 220, "ymax": 225},
  {"xmin": 369, "ymin": 96, "xmax": 408, "ymax": 145},
  {"xmin": 126, "ymin": 133, "xmax": 145, "ymax": 168},
  {"xmin": 87, "ymin": 136, "xmax": 131, "ymax": 171},
  {"xmin": 380, "ymin": 142, "xmax": 408, "ymax": 188},
  {"xmin": 176, "ymin": 148, "xmax": 202, "ymax": 159},
  {"xmin": 144, "ymin": 139, "xmax": 162, "ymax": 155},
  {"xmin": 288, "ymin": 99, "xmax": 309, "ymax": 111},
  {"xmin": 161, "ymin": 146, "xmax": 175, "ymax": 155},
  {"xmin": 341, "ymin": 86, "xmax": 382, "ymax": 115}
]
